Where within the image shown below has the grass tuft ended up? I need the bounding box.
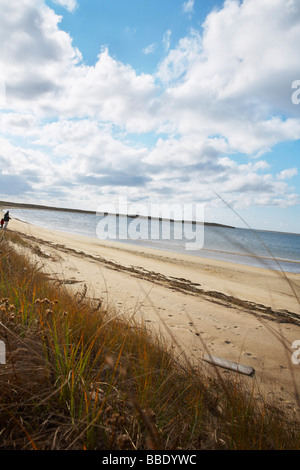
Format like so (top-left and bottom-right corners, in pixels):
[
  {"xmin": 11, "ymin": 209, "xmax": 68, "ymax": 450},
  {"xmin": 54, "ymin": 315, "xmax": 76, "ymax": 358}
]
[{"xmin": 0, "ymin": 231, "xmax": 299, "ymax": 450}]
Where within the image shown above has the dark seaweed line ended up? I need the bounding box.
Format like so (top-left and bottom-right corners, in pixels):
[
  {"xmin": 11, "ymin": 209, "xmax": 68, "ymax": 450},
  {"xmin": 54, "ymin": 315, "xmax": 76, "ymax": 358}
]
[{"xmin": 15, "ymin": 230, "xmax": 300, "ymax": 327}]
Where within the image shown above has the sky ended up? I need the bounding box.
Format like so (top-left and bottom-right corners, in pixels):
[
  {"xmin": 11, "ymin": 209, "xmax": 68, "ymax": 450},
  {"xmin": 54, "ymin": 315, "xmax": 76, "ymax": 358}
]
[{"xmin": 0, "ymin": 0, "xmax": 299, "ymax": 233}]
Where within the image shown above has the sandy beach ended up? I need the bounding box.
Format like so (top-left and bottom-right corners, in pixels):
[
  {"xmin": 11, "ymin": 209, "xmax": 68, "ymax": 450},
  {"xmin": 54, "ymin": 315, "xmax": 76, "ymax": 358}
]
[{"xmin": 2, "ymin": 206, "xmax": 300, "ymax": 409}]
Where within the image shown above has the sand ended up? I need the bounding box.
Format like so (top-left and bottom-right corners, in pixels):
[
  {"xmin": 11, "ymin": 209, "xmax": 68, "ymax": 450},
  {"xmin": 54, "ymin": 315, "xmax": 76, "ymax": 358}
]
[{"xmin": 2, "ymin": 207, "xmax": 300, "ymax": 409}]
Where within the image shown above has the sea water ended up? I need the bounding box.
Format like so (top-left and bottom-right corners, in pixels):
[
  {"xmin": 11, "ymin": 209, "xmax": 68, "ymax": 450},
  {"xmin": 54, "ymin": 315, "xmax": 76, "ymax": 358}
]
[{"xmin": 7, "ymin": 207, "xmax": 300, "ymax": 273}]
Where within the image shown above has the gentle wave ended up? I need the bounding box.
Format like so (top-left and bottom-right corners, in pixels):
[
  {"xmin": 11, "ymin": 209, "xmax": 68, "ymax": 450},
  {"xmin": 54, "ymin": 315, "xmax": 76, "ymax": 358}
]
[{"xmin": 7, "ymin": 207, "xmax": 300, "ymax": 273}]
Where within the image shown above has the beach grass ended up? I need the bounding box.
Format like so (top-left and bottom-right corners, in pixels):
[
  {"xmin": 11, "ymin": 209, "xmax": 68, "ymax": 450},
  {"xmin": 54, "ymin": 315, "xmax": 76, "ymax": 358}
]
[{"xmin": 0, "ymin": 230, "xmax": 300, "ymax": 450}]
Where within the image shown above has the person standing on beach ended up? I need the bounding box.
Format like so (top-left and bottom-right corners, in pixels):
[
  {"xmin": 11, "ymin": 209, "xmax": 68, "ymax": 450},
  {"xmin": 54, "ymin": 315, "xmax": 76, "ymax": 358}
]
[{"xmin": 3, "ymin": 211, "xmax": 11, "ymax": 230}]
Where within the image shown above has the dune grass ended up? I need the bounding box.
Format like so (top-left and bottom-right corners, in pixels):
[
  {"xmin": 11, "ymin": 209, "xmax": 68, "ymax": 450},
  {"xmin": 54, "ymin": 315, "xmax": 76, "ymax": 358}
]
[{"xmin": 0, "ymin": 230, "xmax": 299, "ymax": 450}]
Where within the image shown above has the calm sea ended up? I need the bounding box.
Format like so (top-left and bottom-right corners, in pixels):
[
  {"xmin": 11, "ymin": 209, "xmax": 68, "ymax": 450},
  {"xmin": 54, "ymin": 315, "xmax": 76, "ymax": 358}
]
[{"xmin": 7, "ymin": 208, "xmax": 300, "ymax": 273}]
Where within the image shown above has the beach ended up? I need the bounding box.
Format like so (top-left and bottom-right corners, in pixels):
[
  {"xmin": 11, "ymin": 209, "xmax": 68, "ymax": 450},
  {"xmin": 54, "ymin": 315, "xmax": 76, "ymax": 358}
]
[{"xmin": 2, "ymin": 206, "xmax": 300, "ymax": 409}]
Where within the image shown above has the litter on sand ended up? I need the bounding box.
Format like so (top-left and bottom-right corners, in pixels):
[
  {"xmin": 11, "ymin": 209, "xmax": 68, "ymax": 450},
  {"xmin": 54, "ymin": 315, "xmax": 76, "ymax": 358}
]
[{"xmin": 203, "ymin": 354, "xmax": 255, "ymax": 377}]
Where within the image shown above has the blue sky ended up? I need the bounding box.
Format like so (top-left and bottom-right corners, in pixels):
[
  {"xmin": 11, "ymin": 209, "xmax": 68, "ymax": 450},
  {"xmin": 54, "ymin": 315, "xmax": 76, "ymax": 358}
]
[
  {"xmin": 54, "ymin": 0, "xmax": 223, "ymax": 72},
  {"xmin": 0, "ymin": 0, "xmax": 299, "ymax": 233}
]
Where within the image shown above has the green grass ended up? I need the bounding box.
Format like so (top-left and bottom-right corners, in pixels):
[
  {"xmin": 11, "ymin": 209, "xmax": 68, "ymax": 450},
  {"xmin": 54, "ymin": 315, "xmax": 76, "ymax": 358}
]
[{"xmin": 0, "ymin": 230, "xmax": 299, "ymax": 450}]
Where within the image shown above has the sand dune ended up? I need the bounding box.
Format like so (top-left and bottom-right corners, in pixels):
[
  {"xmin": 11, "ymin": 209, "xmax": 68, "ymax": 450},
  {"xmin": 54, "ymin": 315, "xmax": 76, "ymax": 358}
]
[{"xmin": 2, "ymin": 208, "xmax": 300, "ymax": 410}]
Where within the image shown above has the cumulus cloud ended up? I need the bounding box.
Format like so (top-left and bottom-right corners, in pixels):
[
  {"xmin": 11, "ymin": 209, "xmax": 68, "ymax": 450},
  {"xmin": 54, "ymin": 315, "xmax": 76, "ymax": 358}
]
[
  {"xmin": 0, "ymin": 0, "xmax": 299, "ymax": 218},
  {"xmin": 276, "ymin": 168, "xmax": 298, "ymax": 180},
  {"xmin": 0, "ymin": 0, "xmax": 82, "ymax": 112},
  {"xmin": 59, "ymin": 48, "xmax": 158, "ymax": 132},
  {"xmin": 157, "ymin": 0, "xmax": 300, "ymax": 162},
  {"xmin": 0, "ymin": 1, "xmax": 157, "ymax": 131}
]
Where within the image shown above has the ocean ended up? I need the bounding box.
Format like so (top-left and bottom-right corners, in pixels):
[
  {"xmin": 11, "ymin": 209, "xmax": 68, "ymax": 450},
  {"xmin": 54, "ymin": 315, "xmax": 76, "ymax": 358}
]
[{"xmin": 7, "ymin": 207, "xmax": 300, "ymax": 274}]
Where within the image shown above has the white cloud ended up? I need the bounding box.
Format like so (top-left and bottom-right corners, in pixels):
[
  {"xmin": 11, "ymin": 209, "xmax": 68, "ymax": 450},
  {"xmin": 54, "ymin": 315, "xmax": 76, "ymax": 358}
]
[
  {"xmin": 0, "ymin": 0, "xmax": 82, "ymax": 112},
  {"xmin": 143, "ymin": 43, "xmax": 156, "ymax": 55},
  {"xmin": 157, "ymin": 0, "xmax": 300, "ymax": 155},
  {"xmin": 276, "ymin": 168, "xmax": 298, "ymax": 180},
  {"xmin": 59, "ymin": 47, "xmax": 158, "ymax": 132},
  {"xmin": 183, "ymin": 0, "xmax": 194, "ymax": 14},
  {"xmin": 0, "ymin": 1, "xmax": 157, "ymax": 131},
  {"xmin": 0, "ymin": 134, "xmax": 57, "ymax": 194},
  {"xmin": 0, "ymin": 0, "xmax": 299, "ymax": 218},
  {"xmin": 51, "ymin": 0, "xmax": 77, "ymax": 12},
  {"xmin": 163, "ymin": 30, "xmax": 172, "ymax": 52},
  {"xmin": 157, "ymin": 30, "xmax": 201, "ymax": 83}
]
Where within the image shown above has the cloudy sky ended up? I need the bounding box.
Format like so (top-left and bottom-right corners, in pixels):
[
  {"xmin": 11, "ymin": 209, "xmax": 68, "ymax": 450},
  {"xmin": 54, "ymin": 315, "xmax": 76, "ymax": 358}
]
[{"xmin": 0, "ymin": 0, "xmax": 299, "ymax": 232}]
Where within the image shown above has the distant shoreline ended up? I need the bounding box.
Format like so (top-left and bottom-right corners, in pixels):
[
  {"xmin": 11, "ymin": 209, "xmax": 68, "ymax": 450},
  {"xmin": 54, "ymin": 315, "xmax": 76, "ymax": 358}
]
[
  {"xmin": 0, "ymin": 200, "xmax": 236, "ymax": 229},
  {"xmin": 3, "ymin": 200, "xmax": 300, "ymax": 236}
]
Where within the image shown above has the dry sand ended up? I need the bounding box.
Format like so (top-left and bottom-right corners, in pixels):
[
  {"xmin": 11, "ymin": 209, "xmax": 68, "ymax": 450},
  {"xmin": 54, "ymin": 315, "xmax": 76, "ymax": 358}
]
[{"xmin": 2, "ymin": 207, "xmax": 300, "ymax": 410}]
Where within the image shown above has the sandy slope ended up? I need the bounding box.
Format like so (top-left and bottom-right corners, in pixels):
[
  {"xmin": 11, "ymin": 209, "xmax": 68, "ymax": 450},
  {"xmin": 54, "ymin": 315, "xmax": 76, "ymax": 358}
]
[{"xmin": 2, "ymin": 209, "xmax": 300, "ymax": 410}]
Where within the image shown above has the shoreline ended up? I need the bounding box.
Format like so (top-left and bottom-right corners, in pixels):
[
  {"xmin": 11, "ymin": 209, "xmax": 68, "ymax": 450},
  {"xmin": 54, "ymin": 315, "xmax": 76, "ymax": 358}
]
[
  {"xmin": 2, "ymin": 199, "xmax": 300, "ymax": 236},
  {"xmin": 2, "ymin": 207, "xmax": 300, "ymax": 407},
  {"xmin": 4, "ymin": 203, "xmax": 300, "ymax": 274},
  {"xmin": 0, "ymin": 199, "xmax": 235, "ymax": 228},
  {"xmin": 2, "ymin": 205, "xmax": 300, "ymax": 313}
]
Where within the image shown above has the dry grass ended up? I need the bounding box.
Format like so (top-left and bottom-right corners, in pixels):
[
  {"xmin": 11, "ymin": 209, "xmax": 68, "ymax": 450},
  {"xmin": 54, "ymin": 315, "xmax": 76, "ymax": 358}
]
[{"xmin": 0, "ymin": 230, "xmax": 299, "ymax": 450}]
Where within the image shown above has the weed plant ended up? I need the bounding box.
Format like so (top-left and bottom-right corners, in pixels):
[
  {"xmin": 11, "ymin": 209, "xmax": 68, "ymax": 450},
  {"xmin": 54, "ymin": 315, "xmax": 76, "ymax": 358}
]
[{"xmin": 0, "ymin": 231, "xmax": 299, "ymax": 450}]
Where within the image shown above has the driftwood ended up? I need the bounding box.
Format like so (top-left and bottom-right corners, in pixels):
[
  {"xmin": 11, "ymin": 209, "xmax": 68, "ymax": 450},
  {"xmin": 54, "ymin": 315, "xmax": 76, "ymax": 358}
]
[{"xmin": 203, "ymin": 354, "xmax": 255, "ymax": 377}]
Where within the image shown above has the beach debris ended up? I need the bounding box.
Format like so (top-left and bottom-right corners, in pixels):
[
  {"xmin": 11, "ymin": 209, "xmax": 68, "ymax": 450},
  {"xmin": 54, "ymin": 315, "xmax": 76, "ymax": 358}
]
[{"xmin": 203, "ymin": 354, "xmax": 255, "ymax": 377}]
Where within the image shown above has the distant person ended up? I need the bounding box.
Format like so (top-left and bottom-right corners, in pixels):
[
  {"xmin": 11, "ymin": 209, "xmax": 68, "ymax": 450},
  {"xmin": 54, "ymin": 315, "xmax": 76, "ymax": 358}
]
[
  {"xmin": 3, "ymin": 211, "xmax": 11, "ymax": 230},
  {"xmin": 0, "ymin": 219, "xmax": 3, "ymax": 229}
]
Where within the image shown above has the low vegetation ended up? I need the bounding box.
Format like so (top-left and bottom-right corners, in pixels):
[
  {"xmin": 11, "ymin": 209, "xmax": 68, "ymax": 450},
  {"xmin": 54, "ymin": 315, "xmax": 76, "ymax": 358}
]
[{"xmin": 0, "ymin": 231, "xmax": 299, "ymax": 450}]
